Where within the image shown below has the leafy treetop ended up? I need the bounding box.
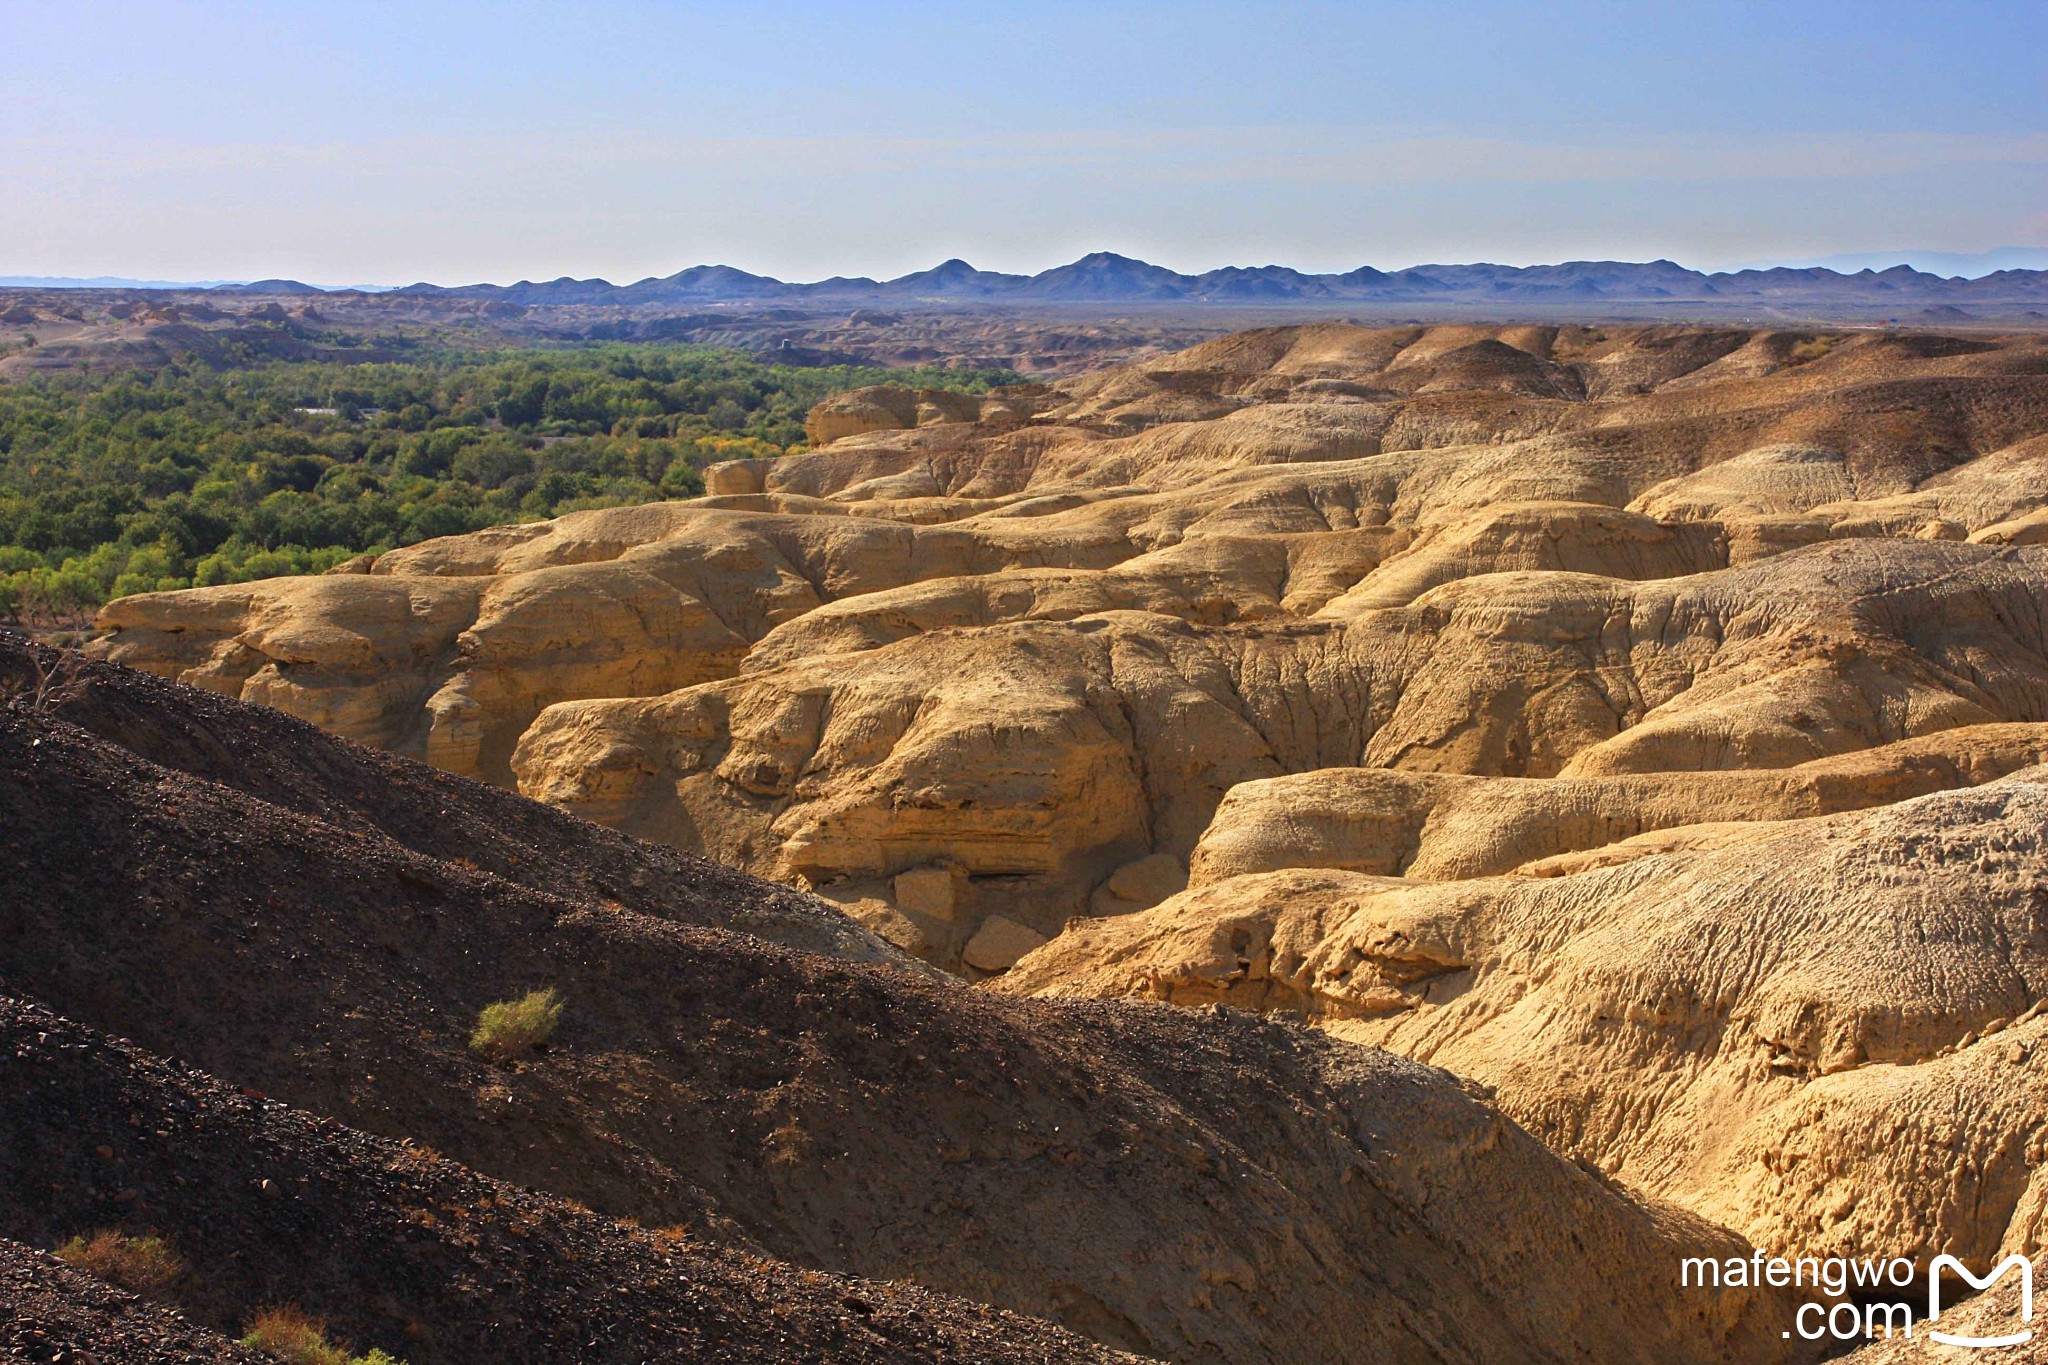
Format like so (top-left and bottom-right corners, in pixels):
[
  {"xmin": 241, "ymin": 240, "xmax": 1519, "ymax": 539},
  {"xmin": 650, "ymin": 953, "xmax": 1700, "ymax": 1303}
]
[{"xmin": 0, "ymin": 345, "xmax": 1019, "ymax": 624}]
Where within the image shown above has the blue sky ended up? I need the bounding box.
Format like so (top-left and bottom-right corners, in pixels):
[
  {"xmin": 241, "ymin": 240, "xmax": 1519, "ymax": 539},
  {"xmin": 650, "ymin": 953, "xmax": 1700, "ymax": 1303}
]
[{"xmin": 2, "ymin": 0, "xmax": 2042, "ymax": 284}]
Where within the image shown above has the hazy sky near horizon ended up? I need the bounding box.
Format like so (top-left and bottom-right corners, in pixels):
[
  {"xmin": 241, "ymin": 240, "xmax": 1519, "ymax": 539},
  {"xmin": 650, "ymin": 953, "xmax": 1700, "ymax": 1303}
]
[{"xmin": 2, "ymin": 0, "xmax": 2043, "ymax": 285}]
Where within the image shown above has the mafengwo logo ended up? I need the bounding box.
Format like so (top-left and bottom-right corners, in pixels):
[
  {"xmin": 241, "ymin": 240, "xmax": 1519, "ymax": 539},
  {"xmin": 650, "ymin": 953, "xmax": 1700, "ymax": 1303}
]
[
  {"xmin": 1927, "ymin": 1255, "xmax": 2034, "ymax": 1350},
  {"xmin": 1682, "ymin": 1251, "xmax": 2034, "ymax": 1346}
]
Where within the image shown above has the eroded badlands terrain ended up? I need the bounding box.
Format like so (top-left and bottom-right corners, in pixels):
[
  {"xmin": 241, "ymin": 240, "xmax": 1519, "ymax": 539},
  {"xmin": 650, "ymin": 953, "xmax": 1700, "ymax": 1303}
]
[{"xmin": 77, "ymin": 321, "xmax": 2048, "ymax": 1356}]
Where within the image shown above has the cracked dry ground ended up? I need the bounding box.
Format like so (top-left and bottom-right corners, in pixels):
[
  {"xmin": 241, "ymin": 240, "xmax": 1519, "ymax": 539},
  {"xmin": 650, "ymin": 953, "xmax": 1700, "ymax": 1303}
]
[{"xmin": 19, "ymin": 320, "xmax": 2048, "ymax": 1360}]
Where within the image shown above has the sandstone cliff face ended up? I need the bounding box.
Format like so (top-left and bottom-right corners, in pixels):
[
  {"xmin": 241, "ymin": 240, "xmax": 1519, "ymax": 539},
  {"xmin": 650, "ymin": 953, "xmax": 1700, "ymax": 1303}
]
[
  {"xmin": 1000, "ymin": 771, "xmax": 2048, "ymax": 1278},
  {"xmin": 504, "ymin": 541, "xmax": 2048, "ymax": 968},
  {"xmin": 1185, "ymin": 724, "xmax": 2048, "ymax": 884},
  {"xmin": 801, "ymin": 383, "xmax": 1047, "ymax": 446},
  {"xmin": 92, "ymin": 324, "xmax": 2048, "ymax": 973}
]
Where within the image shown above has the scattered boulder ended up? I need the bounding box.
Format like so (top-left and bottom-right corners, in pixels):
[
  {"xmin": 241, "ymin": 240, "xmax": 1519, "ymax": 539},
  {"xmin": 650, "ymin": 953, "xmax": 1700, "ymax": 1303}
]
[
  {"xmin": 892, "ymin": 864, "xmax": 959, "ymax": 919},
  {"xmin": 961, "ymin": 915, "xmax": 1050, "ymax": 973},
  {"xmin": 1090, "ymin": 853, "xmax": 1187, "ymax": 915}
]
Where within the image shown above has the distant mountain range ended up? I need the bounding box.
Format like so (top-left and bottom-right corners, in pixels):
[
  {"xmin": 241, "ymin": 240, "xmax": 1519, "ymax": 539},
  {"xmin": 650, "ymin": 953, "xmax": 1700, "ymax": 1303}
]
[
  {"xmin": 0, "ymin": 274, "xmax": 247, "ymax": 290},
  {"xmin": 389, "ymin": 252, "xmax": 2048, "ymax": 310},
  {"xmin": 1729, "ymin": 248, "xmax": 2048, "ymax": 278},
  {"xmin": 0, "ymin": 275, "xmax": 393, "ymax": 292},
  {"xmin": 5, "ymin": 253, "xmax": 2047, "ymax": 313}
]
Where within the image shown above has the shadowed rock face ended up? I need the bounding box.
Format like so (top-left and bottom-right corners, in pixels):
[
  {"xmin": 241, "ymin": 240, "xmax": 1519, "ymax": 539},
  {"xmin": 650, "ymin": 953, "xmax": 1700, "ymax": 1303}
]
[{"xmin": 1000, "ymin": 772, "xmax": 2048, "ymax": 1284}]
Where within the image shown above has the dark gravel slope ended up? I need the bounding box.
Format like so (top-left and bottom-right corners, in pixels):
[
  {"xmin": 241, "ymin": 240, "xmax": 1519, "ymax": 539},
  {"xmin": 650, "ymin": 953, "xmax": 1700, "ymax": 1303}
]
[
  {"xmin": 0, "ymin": 998, "xmax": 1131, "ymax": 1363},
  {"xmin": 0, "ymin": 633, "xmax": 903, "ymax": 967},
  {"xmin": 0, "ymin": 637, "xmax": 1797, "ymax": 1363},
  {"xmin": 0, "ymin": 1235, "xmax": 269, "ymax": 1365}
]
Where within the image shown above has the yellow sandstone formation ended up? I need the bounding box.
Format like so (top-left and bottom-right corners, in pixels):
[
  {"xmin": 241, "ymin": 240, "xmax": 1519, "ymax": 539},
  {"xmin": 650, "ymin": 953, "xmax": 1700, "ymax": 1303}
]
[{"xmin": 92, "ymin": 323, "xmax": 2048, "ymax": 977}]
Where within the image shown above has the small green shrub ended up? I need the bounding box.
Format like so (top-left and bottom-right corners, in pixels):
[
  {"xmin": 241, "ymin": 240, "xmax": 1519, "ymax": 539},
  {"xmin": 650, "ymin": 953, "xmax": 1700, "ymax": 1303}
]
[
  {"xmin": 54, "ymin": 1229, "xmax": 183, "ymax": 1297},
  {"xmin": 468, "ymin": 988, "xmax": 563, "ymax": 1060},
  {"xmin": 240, "ymin": 1306, "xmax": 405, "ymax": 1365}
]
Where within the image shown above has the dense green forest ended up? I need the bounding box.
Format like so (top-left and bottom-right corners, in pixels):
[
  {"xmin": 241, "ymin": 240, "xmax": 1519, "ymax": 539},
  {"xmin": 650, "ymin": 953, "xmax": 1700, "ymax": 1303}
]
[{"xmin": 0, "ymin": 347, "xmax": 1019, "ymax": 624}]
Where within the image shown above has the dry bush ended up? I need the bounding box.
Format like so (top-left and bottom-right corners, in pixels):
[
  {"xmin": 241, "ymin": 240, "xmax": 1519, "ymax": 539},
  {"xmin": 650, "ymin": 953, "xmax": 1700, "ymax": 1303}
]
[
  {"xmin": 468, "ymin": 988, "xmax": 563, "ymax": 1060},
  {"xmin": 240, "ymin": 1306, "xmax": 404, "ymax": 1365},
  {"xmin": 1, "ymin": 640, "xmax": 87, "ymax": 716},
  {"xmin": 241, "ymin": 1306, "xmax": 350, "ymax": 1365},
  {"xmin": 54, "ymin": 1229, "xmax": 183, "ymax": 1297}
]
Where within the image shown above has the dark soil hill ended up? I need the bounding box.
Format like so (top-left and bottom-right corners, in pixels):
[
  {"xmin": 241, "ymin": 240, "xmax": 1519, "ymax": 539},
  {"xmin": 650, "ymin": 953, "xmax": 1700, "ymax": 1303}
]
[
  {"xmin": 0, "ymin": 998, "xmax": 1127, "ymax": 1363},
  {"xmin": 0, "ymin": 637, "xmax": 1798, "ymax": 1363},
  {"xmin": 0, "ymin": 637, "xmax": 899, "ymax": 967},
  {"xmin": 0, "ymin": 1235, "xmax": 269, "ymax": 1365}
]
